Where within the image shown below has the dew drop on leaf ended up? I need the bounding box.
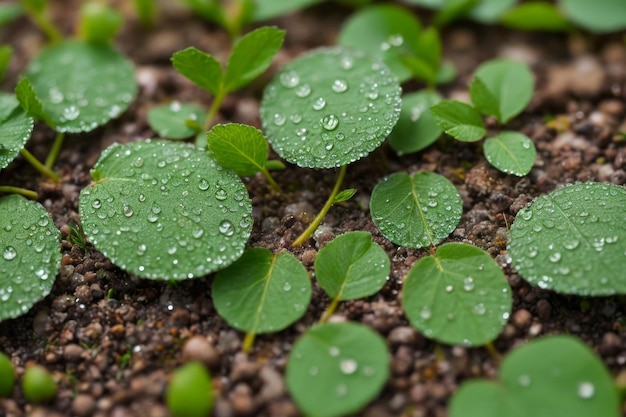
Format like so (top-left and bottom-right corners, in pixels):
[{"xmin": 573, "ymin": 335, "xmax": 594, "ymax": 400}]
[
  {"xmin": 3, "ymin": 246, "xmax": 17, "ymax": 260},
  {"xmin": 331, "ymin": 79, "xmax": 348, "ymax": 93},
  {"xmin": 578, "ymin": 381, "xmax": 595, "ymax": 399}
]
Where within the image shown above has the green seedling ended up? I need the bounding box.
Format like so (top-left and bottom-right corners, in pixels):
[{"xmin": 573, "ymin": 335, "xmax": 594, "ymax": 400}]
[
  {"xmin": 212, "ymin": 248, "xmax": 311, "ymax": 352},
  {"xmin": 403, "ymin": 242, "xmax": 511, "ymax": 346},
  {"xmin": 508, "ymin": 182, "xmax": 626, "ymax": 296},
  {"xmin": 0, "ymin": 352, "xmax": 15, "ymax": 397},
  {"xmin": 431, "ymin": 58, "xmax": 537, "ymax": 176},
  {"xmin": 315, "ymin": 231, "xmax": 390, "ymax": 322},
  {"xmin": 78, "ymin": 2, "xmax": 123, "ymax": 45},
  {"xmin": 500, "ymin": 2, "xmax": 571, "ymax": 31},
  {"xmin": 180, "ymin": 0, "xmax": 254, "ymax": 39},
  {"xmin": 559, "ymin": 0, "xmax": 626, "ymax": 32},
  {"xmin": 286, "ymin": 322, "xmax": 389, "ymax": 417},
  {"xmin": 166, "ymin": 361, "xmax": 214, "ymax": 417},
  {"xmin": 133, "ymin": 0, "xmax": 157, "ymax": 27},
  {"xmin": 370, "ymin": 171, "xmax": 463, "ymax": 249},
  {"xmin": 169, "ymin": 26, "xmax": 285, "ymax": 133},
  {"xmin": 78, "ymin": 140, "xmax": 253, "ymax": 280},
  {"xmin": 449, "ymin": 335, "xmax": 620, "ymax": 417},
  {"xmin": 206, "ymin": 123, "xmax": 284, "ymax": 192},
  {"xmin": 0, "ymin": 194, "xmax": 61, "ymax": 322},
  {"xmin": 22, "ymin": 364, "xmax": 57, "ymax": 403},
  {"xmin": 260, "ymin": 46, "xmax": 402, "ymax": 245},
  {"xmin": 147, "ymin": 101, "xmax": 205, "ymax": 140},
  {"xmin": 21, "ymin": 0, "xmax": 62, "ymax": 43}
]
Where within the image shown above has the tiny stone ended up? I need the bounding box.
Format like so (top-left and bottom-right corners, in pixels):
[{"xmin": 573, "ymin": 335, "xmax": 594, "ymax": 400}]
[
  {"xmin": 182, "ymin": 336, "xmax": 221, "ymax": 368},
  {"xmin": 536, "ymin": 299, "xmax": 552, "ymax": 320},
  {"xmin": 512, "ymin": 309, "xmax": 532, "ymax": 329},
  {"xmin": 63, "ymin": 344, "xmax": 84, "ymax": 362},
  {"xmin": 71, "ymin": 394, "xmax": 96, "ymax": 417},
  {"xmin": 387, "ymin": 326, "xmax": 417, "ymax": 345}
]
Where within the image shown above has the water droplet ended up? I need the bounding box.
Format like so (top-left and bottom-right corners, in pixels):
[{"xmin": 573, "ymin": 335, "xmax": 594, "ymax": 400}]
[
  {"xmin": 308, "ymin": 366, "xmax": 318, "ymax": 376},
  {"xmin": 463, "ymin": 276, "xmax": 475, "ymax": 291},
  {"xmin": 445, "ymin": 285, "xmax": 453, "ymax": 293},
  {"xmin": 92, "ymin": 199, "xmax": 102, "ymax": 209},
  {"xmin": 273, "ymin": 113, "xmax": 286, "ymax": 126},
  {"xmin": 473, "ymin": 303, "xmax": 486, "ymax": 315},
  {"xmin": 320, "ymin": 114, "xmax": 339, "ymax": 131},
  {"xmin": 283, "ymin": 282, "xmax": 292, "ymax": 292},
  {"xmin": 520, "ymin": 210, "xmax": 533, "ymax": 220},
  {"xmin": 328, "ymin": 346, "xmax": 340, "ymax": 357},
  {"xmin": 3, "ymin": 246, "xmax": 17, "ymax": 260},
  {"xmin": 388, "ymin": 34, "xmax": 404, "ymax": 46},
  {"xmin": 218, "ymin": 220, "xmax": 234, "ymax": 236},
  {"xmin": 518, "ymin": 374, "xmax": 531, "ymax": 387},
  {"xmin": 295, "ymin": 84, "xmax": 311, "ymax": 97},
  {"xmin": 549, "ymin": 252, "xmax": 561, "ymax": 263},
  {"xmin": 331, "ymin": 79, "xmax": 348, "ymax": 93},
  {"xmin": 340, "ymin": 358, "xmax": 358, "ymax": 375},
  {"xmin": 578, "ymin": 381, "xmax": 594, "ymax": 399},
  {"xmin": 63, "ymin": 105, "xmax": 80, "ymax": 121},
  {"xmin": 123, "ymin": 205, "xmax": 134, "ymax": 217},
  {"xmin": 198, "ymin": 178, "xmax": 210, "ymax": 191},
  {"xmin": 215, "ymin": 189, "xmax": 228, "ymax": 201},
  {"xmin": 169, "ymin": 101, "xmax": 182, "ymax": 112},
  {"xmin": 137, "ymin": 244, "xmax": 147, "ymax": 255},
  {"xmin": 340, "ymin": 56, "xmax": 353, "ymax": 69},
  {"xmin": 420, "ymin": 307, "xmax": 432, "ymax": 320},
  {"xmin": 312, "ymin": 97, "xmax": 326, "ymax": 111},
  {"xmin": 280, "ymin": 70, "xmax": 300, "ymax": 88},
  {"xmin": 563, "ymin": 240, "xmax": 579, "ymax": 250}
]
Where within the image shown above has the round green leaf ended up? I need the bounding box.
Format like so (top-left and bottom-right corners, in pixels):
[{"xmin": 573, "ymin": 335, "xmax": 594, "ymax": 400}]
[
  {"xmin": 260, "ymin": 46, "xmax": 402, "ymax": 169},
  {"xmin": 207, "ymin": 123, "xmax": 268, "ymax": 176},
  {"xmin": 449, "ymin": 335, "xmax": 620, "ymax": 417},
  {"xmin": 388, "ymin": 90, "xmax": 442, "ymax": 155},
  {"xmin": 0, "ymin": 352, "xmax": 15, "ymax": 397},
  {"xmin": 25, "ymin": 40, "xmax": 137, "ymax": 133},
  {"xmin": 286, "ymin": 322, "xmax": 389, "ymax": 417},
  {"xmin": 402, "ymin": 243, "xmax": 511, "ymax": 346},
  {"xmin": 483, "ymin": 131, "xmax": 536, "ymax": 176},
  {"xmin": 166, "ymin": 362, "xmax": 214, "ymax": 417},
  {"xmin": 508, "ymin": 182, "xmax": 626, "ymax": 295},
  {"xmin": 370, "ymin": 171, "xmax": 462, "ymax": 248},
  {"xmin": 147, "ymin": 102, "xmax": 204, "ymax": 140},
  {"xmin": 469, "ymin": 0, "xmax": 517, "ymax": 23},
  {"xmin": 0, "ymin": 94, "xmax": 34, "ymax": 170},
  {"xmin": 212, "ymin": 248, "xmax": 311, "ymax": 333},
  {"xmin": 0, "ymin": 195, "xmax": 61, "ymax": 321},
  {"xmin": 559, "ymin": 0, "xmax": 626, "ymax": 32},
  {"xmin": 22, "ymin": 365, "xmax": 57, "ymax": 403},
  {"xmin": 337, "ymin": 4, "xmax": 422, "ymax": 82},
  {"xmin": 430, "ymin": 100, "xmax": 485, "ymax": 142},
  {"xmin": 78, "ymin": 140, "xmax": 252, "ymax": 280},
  {"xmin": 500, "ymin": 3, "xmax": 571, "ymax": 31},
  {"xmin": 314, "ymin": 231, "xmax": 389, "ymax": 300}
]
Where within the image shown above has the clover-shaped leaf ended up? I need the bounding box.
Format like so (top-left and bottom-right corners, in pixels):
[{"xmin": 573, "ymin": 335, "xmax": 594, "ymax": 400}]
[
  {"xmin": 286, "ymin": 322, "xmax": 389, "ymax": 417},
  {"xmin": 147, "ymin": 102, "xmax": 204, "ymax": 140},
  {"xmin": 0, "ymin": 94, "xmax": 34, "ymax": 170},
  {"xmin": 79, "ymin": 140, "xmax": 252, "ymax": 280},
  {"xmin": 370, "ymin": 171, "xmax": 462, "ymax": 248},
  {"xmin": 449, "ymin": 335, "xmax": 620, "ymax": 417},
  {"xmin": 0, "ymin": 194, "xmax": 61, "ymax": 321},
  {"xmin": 508, "ymin": 182, "xmax": 626, "ymax": 295},
  {"xmin": 483, "ymin": 131, "xmax": 536, "ymax": 176},
  {"xmin": 388, "ymin": 90, "xmax": 442, "ymax": 155},
  {"xmin": 260, "ymin": 46, "xmax": 402, "ymax": 168},
  {"xmin": 403, "ymin": 243, "xmax": 511, "ymax": 346}
]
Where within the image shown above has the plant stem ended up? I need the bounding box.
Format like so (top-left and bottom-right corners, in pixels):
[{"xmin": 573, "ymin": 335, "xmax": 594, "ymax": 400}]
[
  {"xmin": 203, "ymin": 89, "xmax": 227, "ymax": 132},
  {"xmin": 27, "ymin": 9, "xmax": 63, "ymax": 43},
  {"xmin": 0, "ymin": 186, "xmax": 38, "ymax": 199},
  {"xmin": 484, "ymin": 341, "xmax": 501, "ymax": 361},
  {"xmin": 292, "ymin": 165, "xmax": 347, "ymax": 247},
  {"xmin": 242, "ymin": 332, "xmax": 255, "ymax": 353},
  {"xmin": 319, "ymin": 296, "xmax": 340, "ymax": 324},
  {"xmin": 20, "ymin": 149, "xmax": 59, "ymax": 182},
  {"xmin": 259, "ymin": 167, "xmax": 282, "ymax": 193},
  {"xmin": 45, "ymin": 131, "xmax": 65, "ymax": 169}
]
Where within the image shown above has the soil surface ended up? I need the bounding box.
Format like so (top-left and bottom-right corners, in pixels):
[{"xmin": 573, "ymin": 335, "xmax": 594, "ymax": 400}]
[{"xmin": 2, "ymin": 1, "xmax": 626, "ymax": 417}]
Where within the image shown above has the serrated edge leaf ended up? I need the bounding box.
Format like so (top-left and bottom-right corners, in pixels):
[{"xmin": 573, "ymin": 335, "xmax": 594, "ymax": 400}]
[
  {"xmin": 171, "ymin": 47, "xmax": 223, "ymax": 95},
  {"xmin": 14, "ymin": 78, "xmax": 54, "ymax": 127},
  {"xmin": 206, "ymin": 123, "xmax": 268, "ymax": 176}
]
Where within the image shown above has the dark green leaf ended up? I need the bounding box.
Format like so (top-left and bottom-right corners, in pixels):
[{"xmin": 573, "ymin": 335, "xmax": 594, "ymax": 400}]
[
  {"xmin": 333, "ymin": 188, "xmax": 356, "ymax": 203},
  {"xmin": 79, "ymin": 2, "xmax": 123, "ymax": 45},
  {"xmin": 483, "ymin": 131, "xmax": 536, "ymax": 176},
  {"xmin": 15, "ymin": 78, "xmax": 50, "ymax": 126},
  {"xmin": 433, "ymin": 0, "xmax": 478, "ymax": 27},
  {"xmin": 166, "ymin": 362, "xmax": 214, "ymax": 417},
  {"xmin": 207, "ymin": 123, "xmax": 268, "ymax": 176},
  {"xmin": 469, "ymin": 76, "xmax": 500, "ymax": 121},
  {"xmin": 0, "ymin": 45, "xmax": 11, "ymax": 81},
  {"xmin": 0, "ymin": 94, "xmax": 34, "ymax": 170},
  {"xmin": 147, "ymin": 102, "xmax": 205, "ymax": 140},
  {"xmin": 171, "ymin": 47, "xmax": 223, "ymax": 95},
  {"xmin": 500, "ymin": 2, "xmax": 571, "ymax": 31},
  {"xmin": 388, "ymin": 90, "xmax": 442, "ymax": 155},
  {"xmin": 430, "ymin": 100, "xmax": 485, "ymax": 142},
  {"xmin": 0, "ymin": 352, "xmax": 14, "ymax": 397}
]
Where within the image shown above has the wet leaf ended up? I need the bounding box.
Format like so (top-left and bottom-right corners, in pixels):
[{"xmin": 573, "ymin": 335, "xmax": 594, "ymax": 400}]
[
  {"xmin": 430, "ymin": 100, "xmax": 485, "ymax": 142},
  {"xmin": 500, "ymin": 2, "xmax": 571, "ymax": 31},
  {"xmin": 402, "ymin": 243, "xmax": 511, "ymax": 346},
  {"xmin": 207, "ymin": 123, "xmax": 269, "ymax": 176},
  {"xmin": 0, "ymin": 194, "xmax": 61, "ymax": 321},
  {"xmin": 315, "ymin": 231, "xmax": 389, "ymax": 300},
  {"xmin": 286, "ymin": 322, "xmax": 389, "ymax": 417},
  {"xmin": 15, "ymin": 78, "xmax": 50, "ymax": 125},
  {"xmin": 79, "ymin": 140, "xmax": 252, "ymax": 280},
  {"xmin": 508, "ymin": 182, "xmax": 626, "ymax": 295},
  {"xmin": 449, "ymin": 335, "xmax": 620, "ymax": 417},
  {"xmin": 0, "ymin": 94, "xmax": 34, "ymax": 170},
  {"xmin": 388, "ymin": 90, "xmax": 442, "ymax": 155},
  {"xmin": 147, "ymin": 102, "xmax": 204, "ymax": 140},
  {"xmin": 370, "ymin": 171, "xmax": 462, "ymax": 248},
  {"xmin": 560, "ymin": 0, "xmax": 626, "ymax": 33},
  {"xmin": 483, "ymin": 131, "xmax": 536, "ymax": 176},
  {"xmin": 23, "ymin": 40, "xmax": 137, "ymax": 133},
  {"xmin": 260, "ymin": 46, "xmax": 402, "ymax": 168},
  {"xmin": 212, "ymin": 248, "xmax": 311, "ymax": 333},
  {"xmin": 171, "ymin": 47, "xmax": 223, "ymax": 95},
  {"xmin": 166, "ymin": 362, "xmax": 214, "ymax": 417}
]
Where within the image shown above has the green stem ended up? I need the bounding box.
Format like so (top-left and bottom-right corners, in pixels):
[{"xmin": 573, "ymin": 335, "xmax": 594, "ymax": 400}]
[
  {"xmin": 203, "ymin": 89, "xmax": 227, "ymax": 132},
  {"xmin": 0, "ymin": 186, "xmax": 38, "ymax": 199},
  {"xmin": 292, "ymin": 165, "xmax": 347, "ymax": 247},
  {"xmin": 319, "ymin": 296, "xmax": 341, "ymax": 324},
  {"xmin": 45, "ymin": 131, "xmax": 65, "ymax": 169},
  {"xmin": 242, "ymin": 332, "xmax": 255, "ymax": 353},
  {"xmin": 259, "ymin": 167, "xmax": 282, "ymax": 193},
  {"xmin": 20, "ymin": 149, "xmax": 60, "ymax": 182},
  {"xmin": 27, "ymin": 8, "xmax": 63, "ymax": 43}
]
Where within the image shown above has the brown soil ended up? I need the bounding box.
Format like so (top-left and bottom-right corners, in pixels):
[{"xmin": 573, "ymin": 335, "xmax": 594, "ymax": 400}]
[{"xmin": 1, "ymin": 2, "xmax": 626, "ymax": 417}]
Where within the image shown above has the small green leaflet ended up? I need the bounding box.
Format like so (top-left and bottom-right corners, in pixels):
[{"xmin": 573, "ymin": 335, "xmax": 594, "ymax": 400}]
[
  {"xmin": 260, "ymin": 46, "xmax": 402, "ymax": 168},
  {"xmin": 0, "ymin": 45, "xmax": 11, "ymax": 81},
  {"xmin": 0, "ymin": 195, "xmax": 61, "ymax": 321},
  {"xmin": 388, "ymin": 90, "xmax": 442, "ymax": 155},
  {"xmin": 252, "ymin": 0, "xmax": 324, "ymax": 20},
  {"xmin": 430, "ymin": 100, "xmax": 485, "ymax": 142},
  {"xmin": 0, "ymin": 352, "xmax": 14, "ymax": 397},
  {"xmin": 171, "ymin": 47, "xmax": 223, "ymax": 95},
  {"xmin": 468, "ymin": 0, "xmax": 517, "ymax": 23},
  {"xmin": 147, "ymin": 102, "xmax": 205, "ymax": 140},
  {"xmin": 206, "ymin": 123, "xmax": 269, "ymax": 176},
  {"xmin": 508, "ymin": 182, "xmax": 626, "ymax": 295},
  {"xmin": 370, "ymin": 171, "xmax": 462, "ymax": 248},
  {"xmin": 332, "ymin": 188, "xmax": 356, "ymax": 203},
  {"xmin": 402, "ymin": 243, "xmax": 511, "ymax": 346},
  {"xmin": 449, "ymin": 335, "xmax": 620, "ymax": 417},
  {"xmin": 78, "ymin": 2, "xmax": 123, "ymax": 45},
  {"xmin": 559, "ymin": 0, "xmax": 626, "ymax": 32},
  {"xmin": 212, "ymin": 248, "xmax": 311, "ymax": 333},
  {"xmin": 166, "ymin": 362, "xmax": 214, "ymax": 417},
  {"xmin": 79, "ymin": 140, "xmax": 253, "ymax": 280},
  {"xmin": 401, "ymin": 26, "xmax": 442, "ymax": 85},
  {"xmin": 0, "ymin": 94, "xmax": 34, "ymax": 170},
  {"xmin": 15, "ymin": 78, "xmax": 50, "ymax": 126},
  {"xmin": 483, "ymin": 131, "xmax": 536, "ymax": 176},
  {"xmin": 314, "ymin": 231, "xmax": 389, "ymax": 300},
  {"xmin": 286, "ymin": 322, "xmax": 389, "ymax": 417},
  {"xmin": 500, "ymin": 2, "xmax": 571, "ymax": 31}
]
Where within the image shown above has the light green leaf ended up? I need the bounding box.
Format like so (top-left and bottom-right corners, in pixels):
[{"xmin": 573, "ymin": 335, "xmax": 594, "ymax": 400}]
[
  {"xmin": 433, "ymin": 0, "xmax": 478, "ymax": 27},
  {"xmin": 212, "ymin": 248, "xmax": 311, "ymax": 333},
  {"xmin": 0, "ymin": 45, "xmax": 11, "ymax": 81},
  {"xmin": 483, "ymin": 131, "xmax": 536, "ymax": 176},
  {"xmin": 0, "ymin": 194, "xmax": 61, "ymax": 321},
  {"xmin": 469, "ymin": 76, "xmax": 500, "ymax": 121},
  {"xmin": 260, "ymin": 46, "xmax": 402, "ymax": 168},
  {"xmin": 166, "ymin": 362, "xmax": 214, "ymax": 417},
  {"xmin": 436, "ymin": 61, "xmax": 457, "ymax": 84},
  {"xmin": 403, "ymin": 243, "xmax": 511, "ymax": 346},
  {"xmin": 388, "ymin": 90, "xmax": 442, "ymax": 155},
  {"xmin": 286, "ymin": 322, "xmax": 389, "ymax": 417},
  {"xmin": 500, "ymin": 2, "xmax": 571, "ymax": 31},
  {"xmin": 79, "ymin": 140, "xmax": 252, "ymax": 280},
  {"xmin": 147, "ymin": 102, "xmax": 205, "ymax": 140},
  {"xmin": 559, "ymin": 0, "xmax": 626, "ymax": 33},
  {"xmin": 370, "ymin": 171, "xmax": 462, "ymax": 248},
  {"xmin": 332, "ymin": 188, "xmax": 356, "ymax": 203},
  {"xmin": 15, "ymin": 78, "xmax": 50, "ymax": 126},
  {"xmin": 337, "ymin": 4, "xmax": 422, "ymax": 82},
  {"xmin": 449, "ymin": 335, "xmax": 620, "ymax": 417},
  {"xmin": 171, "ymin": 47, "xmax": 223, "ymax": 95},
  {"xmin": 469, "ymin": 0, "xmax": 518, "ymax": 23},
  {"xmin": 402, "ymin": 26, "xmax": 441, "ymax": 85},
  {"xmin": 0, "ymin": 94, "xmax": 34, "ymax": 170},
  {"xmin": 430, "ymin": 100, "xmax": 485, "ymax": 142},
  {"xmin": 314, "ymin": 231, "xmax": 389, "ymax": 300},
  {"xmin": 79, "ymin": 2, "xmax": 123, "ymax": 45},
  {"xmin": 252, "ymin": 0, "xmax": 325, "ymax": 20},
  {"xmin": 471, "ymin": 59, "xmax": 534, "ymax": 124},
  {"xmin": 206, "ymin": 123, "xmax": 268, "ymax": 176},
  {"xmin": 224, "ymin": 26, "xmax": 285, "ymax": 92},
  {"xmin": 0, "ymin": 352, "xmax": 14, "ymax": 397},
  {"xmin": 0, "ymin": 4, "xmax": 23, "ymax": 26},
  {"xmin": 508, "ymin": 182, "xmax": 626, "ymax": 295},
  {"xmin": 24, "ymin": 40, "xmax": 137, "ymax": 133}
]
